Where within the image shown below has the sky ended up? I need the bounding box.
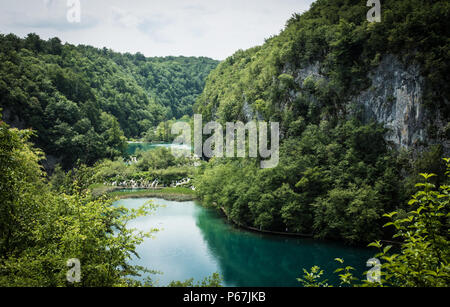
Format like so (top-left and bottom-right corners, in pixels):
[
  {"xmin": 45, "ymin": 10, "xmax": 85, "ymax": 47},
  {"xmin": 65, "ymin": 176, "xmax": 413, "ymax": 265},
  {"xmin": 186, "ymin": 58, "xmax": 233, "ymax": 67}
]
[{"xmin": 0, "ymin": 0, "xmax": 315, "ymax": 60}]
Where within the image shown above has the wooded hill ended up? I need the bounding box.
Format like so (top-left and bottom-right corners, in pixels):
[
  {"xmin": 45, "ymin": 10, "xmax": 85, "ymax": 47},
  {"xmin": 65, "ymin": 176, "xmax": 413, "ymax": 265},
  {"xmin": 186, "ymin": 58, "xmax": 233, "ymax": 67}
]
[
  {"xmin": 194, "ymin": 0, "xmax": 450, "ymax": 244},
  {"xmin": 0, "ymin": 33, "xmax": 218, "ymax": 168}
]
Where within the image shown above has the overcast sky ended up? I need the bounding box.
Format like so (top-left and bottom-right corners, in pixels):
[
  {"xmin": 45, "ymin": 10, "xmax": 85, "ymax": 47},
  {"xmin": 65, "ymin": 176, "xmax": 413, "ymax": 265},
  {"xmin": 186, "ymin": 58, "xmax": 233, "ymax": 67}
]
[{"xmin": 0, "ymin": 0, "xmax": 315, "ymax": 60}]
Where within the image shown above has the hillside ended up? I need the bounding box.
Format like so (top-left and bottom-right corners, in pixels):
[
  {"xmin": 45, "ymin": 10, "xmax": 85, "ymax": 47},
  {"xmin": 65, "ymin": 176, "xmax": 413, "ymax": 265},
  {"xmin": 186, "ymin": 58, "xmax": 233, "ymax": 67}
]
[
  {"xmin": 194, "ymin": 0, "xmax": 450, "ymax": 244},
  {"xmin": 194, "ymin": 0, "xmax": 449, "ymax": 151},
  {"xmin": 0, "ymin": 33, "xmax": 218, "ymax": 168}
]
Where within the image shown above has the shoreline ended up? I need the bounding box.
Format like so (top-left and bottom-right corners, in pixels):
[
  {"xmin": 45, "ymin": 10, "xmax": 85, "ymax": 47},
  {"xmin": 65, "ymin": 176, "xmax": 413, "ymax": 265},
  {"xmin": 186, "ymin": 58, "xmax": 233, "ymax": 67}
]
[
  {"xmin": 112, "ymin": 192, "xmax": 196, "ymax": 202},
  {"xmin": 105, "ymin": 186, "xmax": 402, "ymax": 246},
  {"xmin": 217, "ymin": 207, "xmax": 402, "ymax": 246},
  {"xmin": 219, "ymin": 207, "xmax": 314, "ymax": 238},
  {"xmin": 95, "ymin": 186, "xmax": 197, "ymax": 202}
]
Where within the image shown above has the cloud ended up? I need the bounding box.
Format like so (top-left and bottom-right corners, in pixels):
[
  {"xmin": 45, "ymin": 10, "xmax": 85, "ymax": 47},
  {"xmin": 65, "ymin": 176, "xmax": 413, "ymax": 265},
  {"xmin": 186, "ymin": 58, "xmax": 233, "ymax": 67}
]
[
  {"xmin": 11, "ymin": 14, "xmax": 98, "ymax": 32},
  {"xmin": 43, "ymin": 0, "xmax": 54, "ymax": 9},
  {"xmin": 110, "ymin": 6, "xmax": 172, "ymax": 43},
  {"xmin": 111, "ymin": 6, "xmax": 142, "ymax": 28},
  {"xmin": 181, "ymin": 4, "xmax": 214, "ymax": 15},
  {"xmin": 2, "ymin": 0, "xmax": 98, "ymax": 31},
  {"xmin": 0, "ymin": 0, "xmax": 315, "ymax": 60},
  {"xmin": 138, "ymin": 18, "xmax": 173, "ymax": 43}
]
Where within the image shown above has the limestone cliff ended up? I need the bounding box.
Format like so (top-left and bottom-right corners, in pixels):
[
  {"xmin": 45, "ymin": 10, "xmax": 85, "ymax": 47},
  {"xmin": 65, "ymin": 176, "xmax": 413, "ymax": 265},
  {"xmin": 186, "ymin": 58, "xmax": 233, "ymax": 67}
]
[
  {"xmin": 276, "ymin": 55, "xmax": 448, "ymax": 152},
  {"xmin": 354, "ymin": 55, "xmax": 427, "ymax": 149}
]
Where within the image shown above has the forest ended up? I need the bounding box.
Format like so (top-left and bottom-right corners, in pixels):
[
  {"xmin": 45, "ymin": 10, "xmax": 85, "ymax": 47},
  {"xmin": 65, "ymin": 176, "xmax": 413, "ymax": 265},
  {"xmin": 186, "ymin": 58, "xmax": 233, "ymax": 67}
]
[
  {"xmin": 0, "ymin": 0, "xmax": 448, "ymax": 287},
  {"xmin": 0, "ymin": 33, "xmax": 218, "ymax": 169},
  {"xmin": 194, "ymin": 0, "xmax": 449, "ymax": 244}
]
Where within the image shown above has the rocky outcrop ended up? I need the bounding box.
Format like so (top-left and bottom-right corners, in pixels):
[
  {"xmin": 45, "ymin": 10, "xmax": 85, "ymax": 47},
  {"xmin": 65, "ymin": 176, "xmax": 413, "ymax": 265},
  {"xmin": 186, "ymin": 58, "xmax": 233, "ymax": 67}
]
[
  {"xmin": 278, "ymin": 55, "xmax": 447, "ymax": 151},
  {"xmin": 242, "ymin": 101, "xmax": 263, "ymax": 122},
  {"xmin": 353, "ymin": 55, "xmax": 427, "ymax": 149}
]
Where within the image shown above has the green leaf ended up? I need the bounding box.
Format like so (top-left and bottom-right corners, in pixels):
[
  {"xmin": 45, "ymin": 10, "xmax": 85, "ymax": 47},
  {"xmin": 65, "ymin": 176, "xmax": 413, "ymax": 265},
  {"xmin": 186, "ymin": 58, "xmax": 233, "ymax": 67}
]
[
  {"xmin": 419, "ymin": 173, "xmax": 437, "ymax": 180},
  {"xmin": 368, "ymin": 241, "xmax": 382, "ymax": 248},
  {"xmin": 383, "ymin": 211, "xmax": 398, "ymax": 218},
  {"xmin": 408, "ymin": 199, "xmax": 417, "ymax": 205}
]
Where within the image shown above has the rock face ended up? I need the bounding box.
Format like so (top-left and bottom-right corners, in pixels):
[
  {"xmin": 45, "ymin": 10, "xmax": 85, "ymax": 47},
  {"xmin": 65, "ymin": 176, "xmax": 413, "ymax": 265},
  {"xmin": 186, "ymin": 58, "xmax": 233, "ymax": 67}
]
[
  {"xmin": 353, "ymin": 55, "xmax": 427, "ymax": 148},
  {"xmin": 294, "ymin": 61, "xmax": 322, "ymax": 84},
  {"xmin": 282, "ymin": 55, "xmax": 447, "ymax": 151},
  {"xmin": 242, "ymin": 101, "xmax": 263, "ymax": 122}
]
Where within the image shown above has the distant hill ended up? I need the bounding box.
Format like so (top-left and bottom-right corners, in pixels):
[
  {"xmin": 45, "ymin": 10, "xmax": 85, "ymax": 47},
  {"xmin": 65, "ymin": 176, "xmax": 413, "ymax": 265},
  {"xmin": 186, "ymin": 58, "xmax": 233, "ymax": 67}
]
[{"xmin": 0, "ymin": 33, "xmax": 219, "ymax": 168}]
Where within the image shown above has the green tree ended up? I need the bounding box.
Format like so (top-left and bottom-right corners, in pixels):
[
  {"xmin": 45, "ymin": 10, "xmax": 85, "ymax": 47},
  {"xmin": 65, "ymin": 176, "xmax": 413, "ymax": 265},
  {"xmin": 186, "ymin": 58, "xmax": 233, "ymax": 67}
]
[
  {"xmin": 299, "ymin": 159, "xmax": 450, "ymax": 287},
  {"xmin": 0, "ymin": 118, "xmax": 155, "ymax": 286},
  {"xmin": 371, "ymin": 166, "xmax": 450, "ymax": 287}
]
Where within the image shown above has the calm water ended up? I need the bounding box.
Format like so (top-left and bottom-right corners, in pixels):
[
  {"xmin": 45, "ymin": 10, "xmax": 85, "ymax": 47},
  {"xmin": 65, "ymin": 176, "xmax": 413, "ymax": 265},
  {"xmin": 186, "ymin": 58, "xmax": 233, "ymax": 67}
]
[
  {"xmin": 115, "ymin": 198, "xmax": 375, "ymax": 287},
  {"xmin": 127, "ymin": 142, "xmax": 190, "ymax": 155}
]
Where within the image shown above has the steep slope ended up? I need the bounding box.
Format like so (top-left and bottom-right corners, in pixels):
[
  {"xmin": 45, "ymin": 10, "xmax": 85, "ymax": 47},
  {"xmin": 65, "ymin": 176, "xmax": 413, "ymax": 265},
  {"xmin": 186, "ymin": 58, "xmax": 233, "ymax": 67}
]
[
  {"xmin": 194, "ymin": 0, "xmax": 449, "ymax": 244},
  {"xmin": 194, "ymin": 0, "xmax": 449, "ymax": 151}
]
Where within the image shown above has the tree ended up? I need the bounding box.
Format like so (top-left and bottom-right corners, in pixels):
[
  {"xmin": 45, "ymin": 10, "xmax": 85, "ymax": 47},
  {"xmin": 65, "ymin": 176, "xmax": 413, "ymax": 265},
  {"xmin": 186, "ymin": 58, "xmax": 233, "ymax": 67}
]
[
  {"xmin": 371, "ymin": 166, "xmax": 450, "ymax": 287},
  {"xmin": 99, "ymin": 112, "xmax": 127, "ymax": 159},
  {"xmin": 0, "ymin": 34, "xmax": 218, "ymax": 170},
  {"xmin": 299, "ymin": 158, "xmax": 450, "ymax": 287},
  {"xmin": 0, "ymin": 118, "xmax": 155, "ymax": 286}
]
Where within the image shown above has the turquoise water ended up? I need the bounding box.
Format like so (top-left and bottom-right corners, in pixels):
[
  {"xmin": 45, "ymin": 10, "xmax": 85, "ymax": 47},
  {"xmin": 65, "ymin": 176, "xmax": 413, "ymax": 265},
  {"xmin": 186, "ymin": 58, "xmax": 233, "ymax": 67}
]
[
  {"xmin": 127, "ymin": 142, "xmax": 190, "ymax": 155},
  {"xmin": 115, "ymin": 198, "xmax": 375, "ymax": 287}
]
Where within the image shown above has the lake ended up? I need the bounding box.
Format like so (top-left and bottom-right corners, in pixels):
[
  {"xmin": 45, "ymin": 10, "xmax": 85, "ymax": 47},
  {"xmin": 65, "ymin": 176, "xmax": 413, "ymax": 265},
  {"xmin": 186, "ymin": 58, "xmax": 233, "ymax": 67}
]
[{"xmin": 115, "ymin": 198, "xmax": 375, "ymax": 287}]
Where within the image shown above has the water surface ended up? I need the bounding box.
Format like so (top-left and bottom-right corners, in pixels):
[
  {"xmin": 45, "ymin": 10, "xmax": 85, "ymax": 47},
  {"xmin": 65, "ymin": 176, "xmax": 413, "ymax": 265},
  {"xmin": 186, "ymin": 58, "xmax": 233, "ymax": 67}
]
[{"xmin": 115, "ymin": 198, "xmax": 375, "ymax": 287}]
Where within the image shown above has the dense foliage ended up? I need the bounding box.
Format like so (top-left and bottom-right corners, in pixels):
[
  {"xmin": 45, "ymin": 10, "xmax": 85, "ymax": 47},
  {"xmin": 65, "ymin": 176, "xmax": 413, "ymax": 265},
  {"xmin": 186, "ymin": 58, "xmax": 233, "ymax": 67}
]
[
  {"xmin": 0, "ymin": 33, "xmax": 218, "ymax": 168},
  {"xmin": 194, "ymin": 0, "xmax": 449, "ymax": 244},
  {"xmin": 299, "ymin": 161, "xmax": 450, "ymax": 287},
  {"xmin": 88, "ymin": 147, "xmax": 195, "ymax": 187},
  {"xmin": 0, "ymin": 117, "xmax": 218, "ymax": 286},
  {"xmin": 195, "ymin": 0, "xmax": 449, "ymax": 128},
  {"xmin": 0, "ymin": 117, "xmax": 156, "ymax": 286},
  {"xmin": 143, "ymin": 116, "xmax": 190, "ymax": 143},
  {"xmin": 195, "ymin": 119, "xmax": 420, "ymax": 244},
  {"xmin": 371, "ymin": 169, "xmax": 449, "ymax": 287}
]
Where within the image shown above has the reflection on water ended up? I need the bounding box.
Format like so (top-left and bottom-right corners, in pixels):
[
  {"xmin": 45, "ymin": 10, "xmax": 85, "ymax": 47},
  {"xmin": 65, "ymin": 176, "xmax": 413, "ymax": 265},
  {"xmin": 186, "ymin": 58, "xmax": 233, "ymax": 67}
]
[{"xmin": 115, "ymin": 198, "xmax": 375, "ymax": 287}]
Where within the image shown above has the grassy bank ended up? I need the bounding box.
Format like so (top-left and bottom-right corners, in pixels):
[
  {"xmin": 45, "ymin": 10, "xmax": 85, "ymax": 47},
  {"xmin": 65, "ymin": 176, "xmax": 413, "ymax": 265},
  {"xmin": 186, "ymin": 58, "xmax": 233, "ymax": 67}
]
[{"xmin": 90, "ymin": 184, "xmax": 197, "ymax": 201}]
